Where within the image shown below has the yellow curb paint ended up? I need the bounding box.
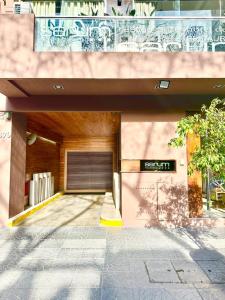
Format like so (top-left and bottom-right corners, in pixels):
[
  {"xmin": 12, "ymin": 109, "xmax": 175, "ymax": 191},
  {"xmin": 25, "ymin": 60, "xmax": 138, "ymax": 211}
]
[
  {"xmin": 100, "ymin": 217, "xmax": 123, "ymax": 227},
  {"xmin": 7, "ymin": 192, "xmax": 64, "ymax": 227}
]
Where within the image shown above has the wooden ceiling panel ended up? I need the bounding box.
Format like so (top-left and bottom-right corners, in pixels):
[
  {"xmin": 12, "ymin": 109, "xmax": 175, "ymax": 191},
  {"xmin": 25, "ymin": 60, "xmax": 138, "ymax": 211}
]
[{"xmin": 26, "ymin": 112, "xmax": 120, "ymax": 138}]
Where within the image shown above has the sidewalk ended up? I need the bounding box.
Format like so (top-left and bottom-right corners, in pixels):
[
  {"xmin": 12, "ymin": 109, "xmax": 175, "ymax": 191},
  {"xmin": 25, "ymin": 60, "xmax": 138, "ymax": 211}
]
[{"xmin": 0, "ymin": 226, "xmax": 224, "ymax": 299}]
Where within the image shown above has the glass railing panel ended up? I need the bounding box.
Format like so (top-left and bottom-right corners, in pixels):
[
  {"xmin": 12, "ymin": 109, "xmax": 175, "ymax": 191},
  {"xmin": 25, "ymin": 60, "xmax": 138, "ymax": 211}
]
[{"xmin": 34, "ymin": 17, "xmax": 225, "ymax": 52}]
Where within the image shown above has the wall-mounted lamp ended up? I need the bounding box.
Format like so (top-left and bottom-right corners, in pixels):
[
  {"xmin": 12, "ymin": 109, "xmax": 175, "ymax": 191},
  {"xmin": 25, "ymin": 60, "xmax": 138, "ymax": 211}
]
[
  {"xmin": 213, "ymin": 83, "xmax": 225, "ymax": 89},
  {"xmin": 157, "ymin": 80, "xmax": 170, "ymax": 89},
  {"xmin": 53, "ymin": 84, "xmax": 64, "ymax": 90}
]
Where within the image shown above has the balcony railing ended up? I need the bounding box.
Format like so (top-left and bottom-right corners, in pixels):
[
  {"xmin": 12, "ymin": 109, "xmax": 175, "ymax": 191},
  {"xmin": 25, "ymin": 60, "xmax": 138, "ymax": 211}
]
[{"xmin": 35, "ymin": 16, "xmax": 225, "ymax": 52}]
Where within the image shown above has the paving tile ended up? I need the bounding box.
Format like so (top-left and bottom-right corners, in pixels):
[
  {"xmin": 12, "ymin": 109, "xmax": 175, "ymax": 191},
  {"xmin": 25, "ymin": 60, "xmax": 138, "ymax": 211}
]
[
  {"xmin": 103, "ymin": 257, "xmax": 143, "ymax": 272},
  {"xmin": 0, "ymin": 288, "xmax": 34, "ymax": 300},
  {"xmin": 39, "ymin": 258, "xmax": 105, "ymax": 272},
  {"xmin": 145, "ymin": 260, "xmax": 180, "ymax": 283},
  {"xmin": 102, "ymin": 272, "xmax": 133, "ymax": 288},
  {"xmin": 133, "ymin": 286, "xmax": 202, "ymax": 300},
  {"xmin": 196, "ymin": 284, "xmax": 225, "ymax": 300},
  {"xmin": 190, "ymin": 249, "xmax": 224, "ymax": 261},
  {"xmin": 0, "ymin": 288, "xmax": 101, "ymax": 300},
  {"xmin": 0, "ymin": 270, "xmax": 22, "ymax": 292},
  {"xmin": 132, "ymin": 270, "xmax": 151, "ymax": 287},
  {"xmin": 196, "ymin": 260, "xmax": 225, "ymax": 283},
  {"xmin": 12, "ymin": 271, "xmax": 74, "ymax": 289},
  {"xmin": 70, "ymin": 270, "xmax": 101, "ymax": 288},
  {"xmin": 101, "ymin": 288, "xmax": 134, "ymax": 300},
  {"xmin": 57, "ymin": 248, "xmax": 84, "ymax": 258},
  {"xmin": 172, "ymin": 260, "xmax": 211, "ymax": 283},
  {"xmin": 104, "ymin": 261, "xmax": 131, "ymax": 273},
  {"xmin": 62, "ymin": 239, "xmax": 106, "ymax": 249},
  {"xmin": 57, "ymin": 288, "xmax": 101, "ymax": 300},
  {"xmin": 202, "ymin": 239, "xmax": 225, "ymax": 249}
]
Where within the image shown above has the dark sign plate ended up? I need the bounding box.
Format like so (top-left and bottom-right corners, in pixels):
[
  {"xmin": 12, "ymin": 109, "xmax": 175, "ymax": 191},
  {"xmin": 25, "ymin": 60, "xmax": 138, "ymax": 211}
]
[{"xmin": 140, "ymin": 160, "xmax": 176, "ymax": 172}]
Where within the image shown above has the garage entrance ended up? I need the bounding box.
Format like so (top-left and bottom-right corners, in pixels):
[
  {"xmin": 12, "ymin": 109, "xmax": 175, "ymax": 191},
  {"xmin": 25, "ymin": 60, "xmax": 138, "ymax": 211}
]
[
  {"xmin": 22, "ymin": 112, "xmax": 121, "ymax": 227},
  {"xmin": 66, "ymin": 151, "xmax": 113, "ymax": 192}
]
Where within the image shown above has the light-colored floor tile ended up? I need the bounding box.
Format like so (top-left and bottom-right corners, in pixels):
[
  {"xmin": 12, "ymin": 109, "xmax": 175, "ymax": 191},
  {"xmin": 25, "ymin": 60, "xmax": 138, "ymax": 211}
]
[
  {"xmin": 171, "ymin": 260, "xmax": 211, "ymax": 283},
  {"xmin": 146, "ymin": 260, "xmax": 180, "ymax": 283}
]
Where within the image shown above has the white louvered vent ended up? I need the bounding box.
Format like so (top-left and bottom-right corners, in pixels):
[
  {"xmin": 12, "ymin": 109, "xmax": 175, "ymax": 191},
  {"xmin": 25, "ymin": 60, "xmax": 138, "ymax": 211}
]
[
  {"xmin": 14, "ymin": 3, "xmax": 21, "ymax": 14},
  {"xmin": 14, "ymin": 2, "xmax": 31, "ymax": 14}
]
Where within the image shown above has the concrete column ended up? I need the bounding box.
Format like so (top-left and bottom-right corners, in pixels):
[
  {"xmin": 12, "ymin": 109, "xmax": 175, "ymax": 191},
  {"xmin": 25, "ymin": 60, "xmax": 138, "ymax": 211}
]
[
  {"xmin": 0, "ymin": 113, "xmax": 12, "ymax": 226},
  {"xmin": 0, "ymin": 111, "xmax": 26, "ymax": 226},
  {"xmin": 120, "ymin": 112, "xmax": 189, "ymax": 227},
  {"xmin": 9, "ymin": 113, "xmax": 27, "ymax": 218}
]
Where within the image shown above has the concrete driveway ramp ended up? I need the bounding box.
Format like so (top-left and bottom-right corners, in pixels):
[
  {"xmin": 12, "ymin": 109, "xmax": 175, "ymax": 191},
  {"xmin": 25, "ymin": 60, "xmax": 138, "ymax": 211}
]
[{"xmin": 18, "ymin": 194, "xmax": 104, "ymax": 227}]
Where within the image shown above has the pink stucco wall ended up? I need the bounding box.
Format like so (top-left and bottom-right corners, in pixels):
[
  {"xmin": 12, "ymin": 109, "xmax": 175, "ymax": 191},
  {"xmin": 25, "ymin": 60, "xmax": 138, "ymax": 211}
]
[
  {"xmin": 1, "ymin": 0, "xmax": 14, "ymax": 13},
  {"xmin": 0, "ymin": 14, "xmax": 225, "ymax": 79},
  {"xmin": 121, "ymin": 112, "xmax": 189, "ymax": 227},
  {"xmin": 0, "ymin": 115, "xmax": 12, "ymax": 227}
]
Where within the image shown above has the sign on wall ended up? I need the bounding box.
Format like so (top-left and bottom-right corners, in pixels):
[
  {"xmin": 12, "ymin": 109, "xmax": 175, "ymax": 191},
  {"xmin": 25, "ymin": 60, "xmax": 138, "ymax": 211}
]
[{"xmin": 140, "ymin": 160, "xmax": 176, "ymax": 172}]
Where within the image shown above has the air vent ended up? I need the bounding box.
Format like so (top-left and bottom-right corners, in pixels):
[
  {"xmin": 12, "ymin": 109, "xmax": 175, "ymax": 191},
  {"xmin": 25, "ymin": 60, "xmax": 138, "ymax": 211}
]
[
  {"xmin": 14, "ymin": 2, "xmax": 31, "ymax": 14},
  {"xmin": 14, "ymin": 3, "xmax": 21, "ymax": 14}
]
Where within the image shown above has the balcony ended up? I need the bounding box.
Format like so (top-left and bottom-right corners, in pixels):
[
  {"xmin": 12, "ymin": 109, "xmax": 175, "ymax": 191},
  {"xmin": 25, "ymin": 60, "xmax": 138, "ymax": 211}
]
[{"xmin": 35, "ymin": 16, "xmax": 225, "ymax": 52}]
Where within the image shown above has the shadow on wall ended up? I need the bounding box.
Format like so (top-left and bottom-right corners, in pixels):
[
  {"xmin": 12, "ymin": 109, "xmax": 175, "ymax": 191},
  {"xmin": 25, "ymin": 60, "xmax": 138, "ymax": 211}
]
[
  {"xmin": 0, "ymin": 15, "xmax": 225, "ymax": 79},
  {"xmin": 122, "ymin": 114, "xmax": 190, "ymax": 228},
  {"xmin": 188, "ymin": 183, "xmax": 203, "ymax": 218},
  {"xmin": 136, "ymin": 182, "xmax": 189, "ymax": 227}
]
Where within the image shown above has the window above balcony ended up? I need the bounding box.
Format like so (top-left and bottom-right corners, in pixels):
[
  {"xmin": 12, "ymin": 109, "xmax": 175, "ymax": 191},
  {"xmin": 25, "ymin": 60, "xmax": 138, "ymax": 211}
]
[
  {"xmin": 35, "ymin": 16, "xmax": 225, "ymax": 52},
  {"xmin": 19, "ymin": 1, "xmax": 225, "ymax": 17}
]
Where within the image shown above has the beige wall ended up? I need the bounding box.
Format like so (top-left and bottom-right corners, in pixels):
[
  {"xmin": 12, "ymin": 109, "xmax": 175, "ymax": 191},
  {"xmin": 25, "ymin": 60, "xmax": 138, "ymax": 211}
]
[
  {"xmin": 121, "ymin": 112, "xmax": 189, "ymax": 227},
  {"xmin": 0, "ymin": 14, "xmax": 225, "ymax": 79}
]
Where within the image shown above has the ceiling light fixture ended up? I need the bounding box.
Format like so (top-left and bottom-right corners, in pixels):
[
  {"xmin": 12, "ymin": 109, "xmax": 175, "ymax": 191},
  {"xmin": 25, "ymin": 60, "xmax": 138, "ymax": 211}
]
[
  {"xmin": 213, "ymin": 84, "xmax": 225, "ymax": 89},
  {"xmin": 53, "ymin": 84, "xmax": 64, "ymax": 90},
  {"xmin": 156, "ymin": 80, "xmax": 170, "ymax": 89}
]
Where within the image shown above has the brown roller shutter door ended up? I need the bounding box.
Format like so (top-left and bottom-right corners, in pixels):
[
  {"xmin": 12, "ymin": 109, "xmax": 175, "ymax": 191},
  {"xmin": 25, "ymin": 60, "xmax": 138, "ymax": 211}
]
[{"xmin": 66, "ymin": 152, "xmax": 113, "ymax": 191}]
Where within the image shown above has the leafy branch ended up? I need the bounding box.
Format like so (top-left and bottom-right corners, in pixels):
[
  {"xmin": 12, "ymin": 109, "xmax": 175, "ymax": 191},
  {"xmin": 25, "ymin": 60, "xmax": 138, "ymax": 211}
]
[{"xmin": 169, "ymin": 98, "xmax": 225, "ymax": 179}]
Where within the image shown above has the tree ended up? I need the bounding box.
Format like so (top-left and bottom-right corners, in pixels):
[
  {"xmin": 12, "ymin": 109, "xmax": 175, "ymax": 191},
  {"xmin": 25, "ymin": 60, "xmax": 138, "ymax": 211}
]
[
  {"xmin": 169, "ymin": 98, "xmax": 225, "ymax": 178},
  {"xmin": 169, "ymin": 98, "xmax": 225, "ymax": 209}
]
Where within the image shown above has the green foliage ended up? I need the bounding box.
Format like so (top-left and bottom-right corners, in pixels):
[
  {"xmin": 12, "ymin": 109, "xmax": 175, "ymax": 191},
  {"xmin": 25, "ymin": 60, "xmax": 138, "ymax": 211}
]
[
  {"xmin": 112, "ymin": 6, "xmax": 136, "ymax": 16},
  {"xmin": 129, "ymin": 9, "xmax": 136, "ymax": 16},
  {"xmin": 79, "ymin": 8, "xmax": 98, "ymax": 16},
  {"xmin": 169, "ymin": 98, "xmax": 225, "ymax": 179},
  {"xmin": 91, "ymin": 7, "xmax": 98, "ymax": 16}
]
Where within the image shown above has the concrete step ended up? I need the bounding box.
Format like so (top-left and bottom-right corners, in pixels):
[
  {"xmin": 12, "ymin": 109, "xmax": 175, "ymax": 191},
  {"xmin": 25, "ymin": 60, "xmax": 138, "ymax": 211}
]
[{"xmin": 100, "ymin": 193, "xmax": 123, "ymax": 227}]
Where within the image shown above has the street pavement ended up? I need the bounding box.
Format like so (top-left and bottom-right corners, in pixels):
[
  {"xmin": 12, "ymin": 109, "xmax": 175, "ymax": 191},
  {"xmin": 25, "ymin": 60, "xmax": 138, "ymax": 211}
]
[{"xmin": 0, "ymin": 226, "xmax": 225, "ymax": 299}]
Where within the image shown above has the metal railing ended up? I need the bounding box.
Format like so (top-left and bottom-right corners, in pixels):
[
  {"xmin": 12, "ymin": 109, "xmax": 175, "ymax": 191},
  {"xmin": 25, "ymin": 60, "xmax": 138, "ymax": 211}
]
[{"xmin": 35, "ymin": 16, "xmax": 225, "ymax": 52}]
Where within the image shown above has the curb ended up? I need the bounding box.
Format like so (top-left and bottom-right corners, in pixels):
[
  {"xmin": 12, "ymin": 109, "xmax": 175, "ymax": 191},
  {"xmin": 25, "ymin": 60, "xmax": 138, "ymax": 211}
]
[
  {"xmin": 7, "ymin": 192, "xmax": 64, "ymax": 227},
  {"xmin": 100, "ymin": 217, "xmax": 123, "ymax": 227}
]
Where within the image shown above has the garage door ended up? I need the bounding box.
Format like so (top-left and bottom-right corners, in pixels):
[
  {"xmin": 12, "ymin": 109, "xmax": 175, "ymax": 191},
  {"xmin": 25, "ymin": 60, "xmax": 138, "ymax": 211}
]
[{"xmin": 66, "ymin": 151, "xmax": 113, "ymax": 191}]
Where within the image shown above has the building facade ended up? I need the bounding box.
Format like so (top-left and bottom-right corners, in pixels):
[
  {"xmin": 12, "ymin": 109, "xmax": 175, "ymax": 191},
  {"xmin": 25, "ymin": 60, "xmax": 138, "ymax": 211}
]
[{"xmin": 0, "ymin": 0, "xmax": 225, "ymax": 227}]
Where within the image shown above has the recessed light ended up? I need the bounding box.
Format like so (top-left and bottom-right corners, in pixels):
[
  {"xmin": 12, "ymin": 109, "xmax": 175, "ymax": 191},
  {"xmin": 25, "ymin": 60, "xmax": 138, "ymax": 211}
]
[
  {"xmin": 53, "ymin": 84, "xmax": 64, "ymax": 90},
  {"xmin": 213, "ymin": 84, "xmax": 225, "ymax": 89},
  {"xmin": 156, "ymin": 80, "xmax": 170, "ymax": 89}
]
